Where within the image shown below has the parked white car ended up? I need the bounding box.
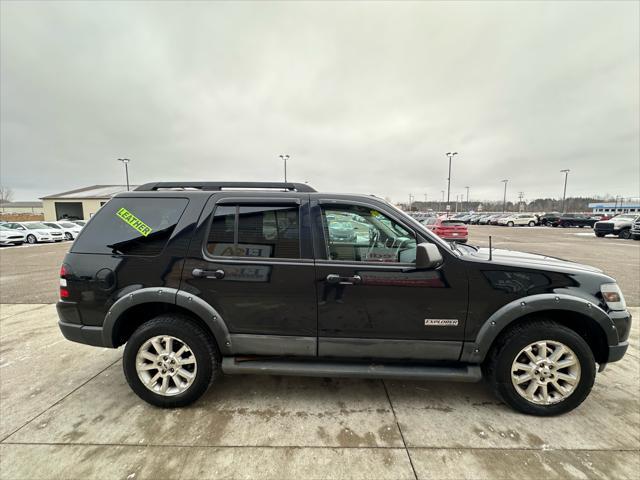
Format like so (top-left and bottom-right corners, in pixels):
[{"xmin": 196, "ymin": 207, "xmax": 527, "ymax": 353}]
[
  {"xmin": 4, "ymin": 221, "xmax": 64, "ymax": 244},
  {"xmin": 0, "ymin": 225, "xmax": 26, "ymax": 246},
  {"xmin": 43, "ymin": 221, "xmax": 83, "ymax": 240},
  {"xmin": 498, "ymin": 213, "xmax": 539, "ymax": 227}
]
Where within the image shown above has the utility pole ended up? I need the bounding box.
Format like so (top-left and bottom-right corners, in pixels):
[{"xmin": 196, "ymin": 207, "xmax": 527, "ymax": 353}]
[
  {"xmin": 279, "ymin": 154, "xmax": 290, "ymax": 183},
  {"xmin": 424, "ymin": 193, "xmax": 428, "ymax": 210},
  {"xmin": 518, "ymin": 191, "xmax": 525, "ymax": 212},
  {"xmin": 465, "ymin": 186, "xmax": 470, "ymax": 211},
  {"xmin": 446, "ymin": 152, "xmax": 458, "ymax": 215},
  {"xmin": 560, "ymin": 169, "xmax": 570, "ymax": 213},
  {"xmin": 501, "ymin": 179, "xmax": 509, "ymax": 212},
  {"xmin": 440, "ymin": 190, "xmax": 445, "ymax": 213},
  {"xmin": 408, "ymin": 193, "xmax": 414, "ymax": 212},
  {"xmin": 117, "ymin": 158, "xmax": 131, "ymax": 191}
]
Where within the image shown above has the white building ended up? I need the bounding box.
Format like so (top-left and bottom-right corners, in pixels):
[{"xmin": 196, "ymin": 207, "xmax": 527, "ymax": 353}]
[
  {"xmin": 41, "ymin": 185, "xmax": 137, "ymax": 221},
  {"xmin": 588, "ymin": 202, "xmax": 640, "ymax": 215}
]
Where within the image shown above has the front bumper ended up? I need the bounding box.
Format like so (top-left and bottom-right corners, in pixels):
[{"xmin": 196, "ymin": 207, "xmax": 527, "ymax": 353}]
[{"xmin": 606, "ymin": 309, "xmax": 632, "ymax": 363}]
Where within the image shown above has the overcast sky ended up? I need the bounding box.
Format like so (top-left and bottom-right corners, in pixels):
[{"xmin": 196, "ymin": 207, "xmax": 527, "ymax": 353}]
[{"xmin": 1, "ymin": 1, "xmax": 639, "ymax": 204}]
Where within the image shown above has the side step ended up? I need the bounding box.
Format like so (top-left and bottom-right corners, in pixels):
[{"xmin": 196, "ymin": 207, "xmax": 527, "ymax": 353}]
[{"xmin": 222, "ymin": 358, "xmax": 482, "ymax": 383}]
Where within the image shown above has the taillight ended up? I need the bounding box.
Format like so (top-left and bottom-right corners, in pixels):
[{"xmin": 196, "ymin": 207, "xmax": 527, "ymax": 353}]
[{"xmin": 60, "ymin": 264, "xmax": 70, "ymax": 299}]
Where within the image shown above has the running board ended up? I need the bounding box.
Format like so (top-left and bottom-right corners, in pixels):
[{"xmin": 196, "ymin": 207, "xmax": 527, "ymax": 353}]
[{"xmin": 222, "ymin": 358, "xmax": 482, "ymax": 383}]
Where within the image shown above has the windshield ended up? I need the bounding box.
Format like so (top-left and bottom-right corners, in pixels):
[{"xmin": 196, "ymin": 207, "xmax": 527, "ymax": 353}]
[
  {"xmin": 44, "ymin": 223, "xmax": 62, "ymax": 229},
  {"xmin": 59, "ymin": 222, "xmax": 77, "ymax": 228},
  {"xmin": 0, "ymin": 225, "xmax": 12, "ymax": 231},
  {"xmin": 615, "ymin": 214, "xmax": 636, "ymax": 219},
  {"xmin": 25, "ymin": 223, "xmax": 47, "ymax": 230}
]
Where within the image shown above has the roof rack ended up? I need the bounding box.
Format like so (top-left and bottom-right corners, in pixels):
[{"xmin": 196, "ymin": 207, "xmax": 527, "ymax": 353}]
[{"xmin": 134, "ymin": 182, "xmax": 317, "ymax": 193}]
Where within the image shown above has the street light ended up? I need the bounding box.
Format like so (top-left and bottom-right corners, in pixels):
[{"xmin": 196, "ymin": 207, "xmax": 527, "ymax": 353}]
[
  {"xmin": 465, "ymin": 186, "xmax": 470, "ymax": 210},
  {"xmin": 117, "ymin": 158, "xmax": 131, "ymax": 191},
  {"xmin": 279, "ymin": 154, "xmax": 290, "ymax": 183},
  {"xmin": 445, "ymin": 152, "xmax": 458, "ymax": 214},
  {"xmin": 560, "ymin": 169, "xmax": 570, "ymax": 213},
  {"xmin": 501, "ymin": 179, "xmax": 509, "ymax": 212},
  {"xmin": 440, "ymin": 190, "xmax": 445, "ymax": 213}
]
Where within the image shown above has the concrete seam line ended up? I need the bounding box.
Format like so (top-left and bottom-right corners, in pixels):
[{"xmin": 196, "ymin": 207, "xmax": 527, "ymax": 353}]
[
  {"xmin": 1, "ymin": 443, "xmax": 639, "ymax": 452},
  {"xmin": 0, "ymin": 303, "xmax": 51, "ymax": 321},
  {"xmin": 381, "ymin": 379, "xmax": 418, "ymax": 480},
  {"xmin": 0, "ymin": 358, "xmax": 121, "ymax": 444}
]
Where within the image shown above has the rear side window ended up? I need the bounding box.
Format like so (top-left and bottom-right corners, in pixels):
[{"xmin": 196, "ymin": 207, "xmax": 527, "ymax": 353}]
[
  {"xmin": 206, "ymin": 204, "xmax": 300, "ymax": 259},
  {"xmin": 441, "ymin": 220, "xmax": 464, "ymax": 226},
  {"xmin": 72, "ymin": 198, "xmax": 188, "ymax": 255}
]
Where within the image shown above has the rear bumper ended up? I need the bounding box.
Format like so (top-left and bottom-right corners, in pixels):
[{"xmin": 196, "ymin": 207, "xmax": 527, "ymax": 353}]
[{"xmin": 57, "ymin": 301, "xmax": 107, "ymax": 347}]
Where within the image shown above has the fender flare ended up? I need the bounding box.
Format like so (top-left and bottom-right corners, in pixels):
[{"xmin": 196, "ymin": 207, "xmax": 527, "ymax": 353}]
[
  {"xmin": 460, "ymin": 293, "xmax": 618, "ymax": 363},
  {"xmin": 102, "ymin": 287, "xmax": 232, "ymax": 355}
]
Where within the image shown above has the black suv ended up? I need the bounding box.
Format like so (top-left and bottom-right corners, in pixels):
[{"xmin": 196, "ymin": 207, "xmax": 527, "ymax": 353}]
[{"xmin": 57, "ymin": 182, "xmax": 631, "ymax": 416}]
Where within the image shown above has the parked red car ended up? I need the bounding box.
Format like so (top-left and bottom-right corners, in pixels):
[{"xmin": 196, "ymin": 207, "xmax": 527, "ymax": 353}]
[{"xmin": 422, "ymin": 217, "xmax": 468, "ymax": 243}]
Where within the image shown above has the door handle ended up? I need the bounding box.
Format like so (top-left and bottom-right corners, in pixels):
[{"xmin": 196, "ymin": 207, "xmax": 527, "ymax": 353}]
[
  {"xmin": 192, "ymin": 268, "xmax": 225, "ymax": 279},
  {"xmin": 326, "ymin": 274, "xmax": 361, "ymax": 285}
]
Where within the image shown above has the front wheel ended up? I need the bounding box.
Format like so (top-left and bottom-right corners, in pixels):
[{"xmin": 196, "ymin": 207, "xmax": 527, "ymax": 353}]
[
  {"xmin": 528, "ymin": 221, "xmax": 535, "ymax": 227},
  {"xmin": 123, "ymin": 313, "xmax": 220, "ymax": 408},
  {"xmin": 619, "ymin": 229, "xmax": 631, "ymax": 239},
  {"xmin": 26, "ymin": 234, "xmax": 37, "ymax": 244},
  {"xmin": 64, "ymin": 232, "xmax": 73, "ymax": 240},
  {"xmin": 484, "ymin": 320, "xmax": 595, "ymax": 416},
  {"xmin": 507, "ymin": 221, "xmax": 514, "ymax": 227},
  {"xmin": 595, "ymin": 232, "xmax": 605, "ymax": 237}
]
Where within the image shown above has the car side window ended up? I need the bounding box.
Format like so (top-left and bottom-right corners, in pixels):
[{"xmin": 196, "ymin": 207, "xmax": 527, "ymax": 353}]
[
  {"xmin": 320, "ymin": 205, "xmax": 417, "ymax": 263},
  {"xmin": 207, "ymin": 204, "xmax": 301, "ymax": 259}
]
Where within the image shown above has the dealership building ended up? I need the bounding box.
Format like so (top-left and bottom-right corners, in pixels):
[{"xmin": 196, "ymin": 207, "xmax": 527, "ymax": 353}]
[
  {"xmin": 588, "ymin": 202, "xmax": 640, "ymax": 215},
  {"xmin": 41, "ymin": 185, "xmax": 136, "ymax": 221}
]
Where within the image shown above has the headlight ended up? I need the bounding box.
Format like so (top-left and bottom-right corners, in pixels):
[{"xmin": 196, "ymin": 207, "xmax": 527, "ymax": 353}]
[{"xmin": 600, "ymin": 283, "xmax": 626, "ymax": 311}]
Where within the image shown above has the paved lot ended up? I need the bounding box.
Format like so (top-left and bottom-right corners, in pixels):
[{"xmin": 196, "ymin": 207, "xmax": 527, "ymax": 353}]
[{"xmin": 0, "ymin": 227, "xmax": 639, "ymax": 478}]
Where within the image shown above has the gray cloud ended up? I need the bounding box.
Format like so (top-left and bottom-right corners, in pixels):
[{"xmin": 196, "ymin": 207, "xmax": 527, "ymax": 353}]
[{"xmin": 1, "ymin": 1, "xmax": 638, "ymax": 204}]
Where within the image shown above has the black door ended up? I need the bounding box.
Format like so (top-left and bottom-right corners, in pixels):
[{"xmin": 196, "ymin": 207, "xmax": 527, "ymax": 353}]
[
  {"xmin": 182, "ymin": 194, "xmax": 317, "ymax": 357},
  {"xmin": 312, "ymin": 199, "xmax": 468, "ymax": 361}
]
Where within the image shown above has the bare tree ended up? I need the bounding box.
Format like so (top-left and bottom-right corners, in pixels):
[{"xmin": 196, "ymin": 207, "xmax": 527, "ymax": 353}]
[{"xmin": 0, "ymin": 186, "xmax": 14, "ymax": 203}]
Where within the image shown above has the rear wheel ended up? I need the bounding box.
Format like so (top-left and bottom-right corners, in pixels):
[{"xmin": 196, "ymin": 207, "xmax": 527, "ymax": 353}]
[
  {"xmin": 507, "ymin": 221, "xmax": 514, "ymax": 227},
  {"xmin": 595, "ymin": 232, "xmax": 605, "ymax": 237},
  {"xmin": 123, "ymin": 313, "xmax": 220, "ymax": 408},
  {"xmin": 26, "ymin": 234, "xmax": 37, "ymax": 244},
  {"xmin": 528, "ymin": 221, "xmax": 535, "ymax": 227},
  {"xmin": 64, "ymin": 232, "xmax": 73, "ymax": 240},
  {"xmin": 484, "ymin": 320, "xmax": 595, "ymax": 416}
]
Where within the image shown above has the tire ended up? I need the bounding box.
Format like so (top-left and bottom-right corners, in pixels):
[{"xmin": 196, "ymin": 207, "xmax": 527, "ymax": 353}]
[
  {"xmin": 64, "ymin": 232, "xmax": 73, "ymax": 240},
  {"xmin": 123, "ymin": 313, "xmax": 220, "ymax": 408},
  {"xmin": 483, "ymin": 319, "xmax": 595, "ymax": 416},
  {"xmin": 595, "ymin": 232, "xmax": 605, "ymax": 237},
  {"xmin": 619, "ymin": 229, "xmax": 631, "ymax": 240},
  {"xmin": 26, "ymin": 234, "xmax": 37, "ymax": 244},
  {"xmin": 507, "ymin": 221, "xmax": 514, "ymax": 227},
  {"xmin": 528, "ymin": 221, "xmax": 535, "ymax": 227}
]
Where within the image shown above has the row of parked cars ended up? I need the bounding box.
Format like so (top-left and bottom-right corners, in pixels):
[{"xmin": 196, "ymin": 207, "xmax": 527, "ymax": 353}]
[
  {"xmin": 411, "ymin": 211, "xmax": 640, "ymax": 242},
  {"xmin": 0, "ymin": 220, "xmax": 86, "ymax": 246}
]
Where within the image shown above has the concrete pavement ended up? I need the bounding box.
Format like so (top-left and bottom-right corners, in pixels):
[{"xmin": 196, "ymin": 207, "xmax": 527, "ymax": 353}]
[{"xmin": 1, "ymin": 304, "xmax": 638, "ymax": 479}]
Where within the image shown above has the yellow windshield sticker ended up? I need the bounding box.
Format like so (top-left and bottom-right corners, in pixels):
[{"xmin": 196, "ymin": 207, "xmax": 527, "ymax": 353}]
[
  {"xmin": 116, "ymin": 207, "xmax": 153, "ymax": 237},
  {"xmin": 370, "ymin": 210, "xmax": 381, "ymax": 217}
]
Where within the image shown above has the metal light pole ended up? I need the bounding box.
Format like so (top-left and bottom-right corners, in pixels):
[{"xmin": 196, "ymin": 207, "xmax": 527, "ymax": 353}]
[
  {"xmin": 445, "ymin": 152, "xmax": 458, "ymax": 214},
  {"xmin": 465, "ymin": 186, "xmax": 470, "ymax": 211},
  {"xmin": 501, "ymin": 179, "xmax": 509, "ymax": 212},
  {"xmin": 279, "ymin": 154, "xmax": 290, "ymax": 183},
  {"xmin": 408, "ymin": 193, "xmax": 414, "ymax": 212},
  {"xmin": 117, "ymin": 158, "xmax": 131, "ymax": 191},
  {"xmin": 560, "ymin": 169, "xmax": 570, "ymax": 213}
]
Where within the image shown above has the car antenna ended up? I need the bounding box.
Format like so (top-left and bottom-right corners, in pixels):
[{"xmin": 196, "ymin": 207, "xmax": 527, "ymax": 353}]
[{"xmin": 489, "ymin": 235, "xmax": 493, "ymax": 261}]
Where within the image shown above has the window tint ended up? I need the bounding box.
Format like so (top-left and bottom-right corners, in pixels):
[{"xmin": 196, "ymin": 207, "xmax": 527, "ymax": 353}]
[
  {"xmin": 206, "ymin": 205, "xmax": 300, "ymax": 259},
  {"xmin": 321, "ymin": 205, "xmax": 416, "ymax": 263},
  {"xmin": 71, "ymin": 198, "xmax": 188, "ymax": 255}
]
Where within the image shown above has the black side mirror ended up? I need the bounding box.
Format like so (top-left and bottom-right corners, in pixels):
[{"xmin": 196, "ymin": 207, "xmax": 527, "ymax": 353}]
[{"xmin": 415, "ymin": 242, "xmax": 444, "ymax": 269}]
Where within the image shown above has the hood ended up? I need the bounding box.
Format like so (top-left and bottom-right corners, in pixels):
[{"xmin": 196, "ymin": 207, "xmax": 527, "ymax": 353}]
[{"xmin": 470, "ymin": 248, "xmax": 603, "ymax": 274}]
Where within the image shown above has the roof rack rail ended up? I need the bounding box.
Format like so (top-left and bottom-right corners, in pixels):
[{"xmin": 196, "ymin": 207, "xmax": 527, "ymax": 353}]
[{"xmin": 134, "ymin": 182, "xmax": 317, "ymax": 193}]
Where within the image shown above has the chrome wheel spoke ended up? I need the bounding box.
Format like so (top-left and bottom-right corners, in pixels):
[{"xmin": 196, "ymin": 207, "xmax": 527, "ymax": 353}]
[
  {"xmin": 135, "ymin": 335, "xmax": 198, "ymax": 397},
  {"xmin": 511, "ymin": 339, "xmax": 581, "ymax": 406}
]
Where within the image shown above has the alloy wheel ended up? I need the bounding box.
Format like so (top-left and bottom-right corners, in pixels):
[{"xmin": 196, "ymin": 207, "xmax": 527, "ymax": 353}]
[
  {"xmin": 511, "ymin": 340, "xmax": 581, "ymax": 405},
  {"xmin": 135, "ymin": 335, "xmax": 197, "ymax": 396}
]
